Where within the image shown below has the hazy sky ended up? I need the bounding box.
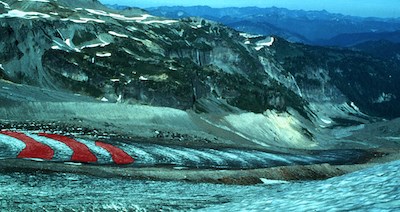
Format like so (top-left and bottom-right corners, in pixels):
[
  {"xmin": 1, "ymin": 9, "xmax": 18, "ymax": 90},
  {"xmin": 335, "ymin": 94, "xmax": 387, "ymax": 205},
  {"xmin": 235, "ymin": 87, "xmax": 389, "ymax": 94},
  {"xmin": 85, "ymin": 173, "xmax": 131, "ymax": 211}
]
[{"xmin": 99, "ymin": 0, "xmax": 400, "ymax": 18}]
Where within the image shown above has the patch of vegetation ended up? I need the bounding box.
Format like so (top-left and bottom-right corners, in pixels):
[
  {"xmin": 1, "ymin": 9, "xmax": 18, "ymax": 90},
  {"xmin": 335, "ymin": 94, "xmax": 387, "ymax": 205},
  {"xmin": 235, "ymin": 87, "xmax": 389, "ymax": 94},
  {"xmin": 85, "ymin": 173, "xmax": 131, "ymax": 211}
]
[
  {"xmin": 0, "ymin": 26, "xmax": 22, "ymax": 62},
  {"xmin": 330, "ymin": 118, "xmax": 365, "ymax": 127},
  {"xmin": 55, "ymin": 72, "xmax": 104, "ymax": 97},
  {"xmin": 296, "ymin": 76, "xmax": 322, "ymax": 87},
  {"xmin": 72, "ymin": 30, "xmax": 98, "ymax": 46},
  {"xmin": 194, "ymin": 64, "xmax": 307, "ymax": 114}
]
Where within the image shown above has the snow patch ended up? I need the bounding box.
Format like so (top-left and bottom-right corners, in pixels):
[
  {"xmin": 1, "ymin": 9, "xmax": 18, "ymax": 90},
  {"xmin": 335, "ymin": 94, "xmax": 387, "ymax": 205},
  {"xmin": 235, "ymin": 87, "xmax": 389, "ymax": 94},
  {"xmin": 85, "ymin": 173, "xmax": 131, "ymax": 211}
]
[
  {"xmin": 108, "ymin": 31, "xmax": 129, "ymax": 38},
  {"xmin": 288, "ymin": 72, "xmax": 303, "ymax": 97},
  {"xmin": 85, "ymin": 9, "xmax": 174, "ymax": 24},
  {"xmin": 169, "ymin": 65, "xmax": 178, "ymax": 71},
  {"xmin": 255, "ymin": 37, "xmax": 274, "ymax": 51},
  {"xmin": 0, "ymin": 64, "xmax": 3, "ymax": 70},
  {"xmin": 239, "ymin": 33, "xmax": 263, "ymax": 39},
  {"xmin": 63, "ymin": 18, "xmax": 105, "ymax": 24},
  {"xmin": 122, "ymin": 47, "xmax": 135, "ymax": 56},
  {"xmin": 65, "ymin": 39, "xmax": 72, "ymax": 47},
  {"xmin": 0, "ymin": 10, "xmax": 51, "ymax": 19},
  {"xmin": 321, "ymin": 118, "xmax": 333, "ymax": 125},
  {"xmin": 85, "ymin": 9, "xmax": 108, "ymax": 16},
  {"xmin": 139, "ymin": 76, "xmax": 148, "ymax": 81},
  {"xmin": 51, "ymin": 39, "xmax": 80, "ymax": 52},
  {"xmin": 25, "ymin": 158, "xmax": 45, "ymax": 162},
  {"xmin": 142, "ymin": 20, "xmax": 178, "ymax": 25},
  {"xmin": 254, "ymin": 46, "xmax": 264, "ymax": 51},
  {"xmin": 350, "ymin": 102, "xmax": 360, "ymax": 112},
  {"xmin": 81, "ymin": 43, "xmax": 107, "ymax": 49},
  {"xmin": 260, "ymin": 178, "xmax": 289, "ymax": 184},
  {"xmin": 319, "ymin": 117, "xmax": 333, "ymax": 128},
  {"xmin": 86, "ymin": 8, "xmax": 151, "ymax": 22},
  {"xmin": 110, "ymin": 13, "xmax": 152, "ymax": 22},
  {"xmin": 191, "ymin": 25, "xmax": 201, "ymax": 29},
  {"xmin": 63, "ymin": 162, "xmax": 82, "ymax": 166},
  {"xmin": 100, "ymin": 97, "xmax": 109, "ymax": 102},
  {"xmin": 126, "ymin": 26, "xmax": 138, "ymax": 31},
  {"xmin": 117, "ymin": 95, "xmax": 122, "ymax": 103},
  {"xmin": 80, "ymin": 36, "xmax": 111, "ymax": 50},
  {"xmin": 79, "ymin": 18, "xmax": 106, "ymax": 23},
  {"xmin": 51, "ymin": 45, "xmax": 61, "ymax": 50},
  {"xmin": 61, "ymin": 38, "xmax": 80, "ymax": 52},
  {"xmin": 67, "ymin": 19, "xmax": 90, "ymax": 24},
  {"xmin": 0, "ymin": 1, "xmax": 10, "ymax": 9},
  {"xmin": 96, "ymin": 52, "xmax": 112, "ymax": 57}
]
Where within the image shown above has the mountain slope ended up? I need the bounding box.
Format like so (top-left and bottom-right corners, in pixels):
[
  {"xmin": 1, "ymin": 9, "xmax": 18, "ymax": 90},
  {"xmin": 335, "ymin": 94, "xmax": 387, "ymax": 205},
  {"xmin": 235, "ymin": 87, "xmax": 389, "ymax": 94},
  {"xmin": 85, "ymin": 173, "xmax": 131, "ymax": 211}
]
[
  {"xmin": 320, "ymin": 30, "xmax": 400, "ymax": 47},
  {"xmin": 1, "ymin": 0, "xmax": 400, "ymax": 152},
  {"xmin": 351, "ymin": 40, "xmax": 400, "ymax": 62},
  {"xmin": 0, "ymin": 0, "xmax": 304, "ymax": 114}
]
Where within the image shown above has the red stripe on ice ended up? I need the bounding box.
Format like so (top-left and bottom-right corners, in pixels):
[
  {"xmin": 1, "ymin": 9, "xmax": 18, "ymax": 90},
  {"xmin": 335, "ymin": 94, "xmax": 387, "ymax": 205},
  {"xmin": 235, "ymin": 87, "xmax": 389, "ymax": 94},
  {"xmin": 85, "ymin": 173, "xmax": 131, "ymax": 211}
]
[
  {"xmin": 38, "ymin": 133, "xmax": 97, "ymax": 163},
  {"xmin": 95, "ymin": 141, "xmax": 134, "ymax": 165},
  {"xmin": 0, "ymin": 131, "xmax": 54, "ymax": 160}
]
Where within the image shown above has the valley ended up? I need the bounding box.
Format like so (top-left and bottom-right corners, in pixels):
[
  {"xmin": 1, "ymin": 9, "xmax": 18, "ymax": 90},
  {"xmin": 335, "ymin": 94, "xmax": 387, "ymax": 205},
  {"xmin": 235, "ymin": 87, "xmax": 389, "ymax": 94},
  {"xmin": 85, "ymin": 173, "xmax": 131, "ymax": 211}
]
[{"xmin": 0, "ymin": 0, "xmax": 399, "ymax": 210}]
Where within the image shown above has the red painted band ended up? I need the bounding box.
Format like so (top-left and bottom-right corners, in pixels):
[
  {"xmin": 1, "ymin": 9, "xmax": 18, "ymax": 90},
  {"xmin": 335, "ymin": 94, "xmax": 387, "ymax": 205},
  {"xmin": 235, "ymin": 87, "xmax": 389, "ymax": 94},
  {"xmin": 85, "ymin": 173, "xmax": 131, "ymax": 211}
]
[
  {"xmin": 38, "ymin": 133, "xmax": 97, "ymax": 163},
  {"xmin": 95, "ymin": 141, "xmax": 134, "ymax": 165},
  {"xmin": 0, "ymin": 131, "xmax": 54, "ymax": 160}
]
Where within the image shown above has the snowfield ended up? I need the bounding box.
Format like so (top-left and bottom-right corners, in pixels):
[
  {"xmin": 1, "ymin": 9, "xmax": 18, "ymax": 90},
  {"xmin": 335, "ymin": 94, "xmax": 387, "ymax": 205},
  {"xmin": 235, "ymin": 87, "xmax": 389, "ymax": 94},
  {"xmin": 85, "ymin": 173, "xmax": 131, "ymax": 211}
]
[
  {"xmin": 0, "ymin": 10, "xmax": 51, "ymax": 19},
  {"xmin": 255, "ymin": 36, "xmax": 275, "ymax": 50}
]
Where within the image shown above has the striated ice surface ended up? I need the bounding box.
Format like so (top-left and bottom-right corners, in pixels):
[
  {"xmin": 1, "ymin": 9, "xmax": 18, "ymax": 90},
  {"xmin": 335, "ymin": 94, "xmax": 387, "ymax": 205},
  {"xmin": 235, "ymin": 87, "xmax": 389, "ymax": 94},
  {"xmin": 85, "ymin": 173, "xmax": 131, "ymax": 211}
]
[
  {"xmin": 0, "ymin": 160, "xmax": 399, "ymax": 211},
  {"xmin": 202, "ymin": 159, "xmax": 400, "ymax": 211}
]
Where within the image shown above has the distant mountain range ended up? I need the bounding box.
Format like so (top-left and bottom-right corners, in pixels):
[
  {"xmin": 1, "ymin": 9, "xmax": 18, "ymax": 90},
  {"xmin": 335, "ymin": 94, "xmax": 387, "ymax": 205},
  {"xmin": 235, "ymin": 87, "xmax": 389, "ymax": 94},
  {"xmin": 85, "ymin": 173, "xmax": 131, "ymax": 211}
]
[
  {"xmin": 144, "ymin": 6, "xmax": 400, "ymax": 47},
  {"xmin": 323, "ymin": 30, "xmax": 400, "ymax": 47}
]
